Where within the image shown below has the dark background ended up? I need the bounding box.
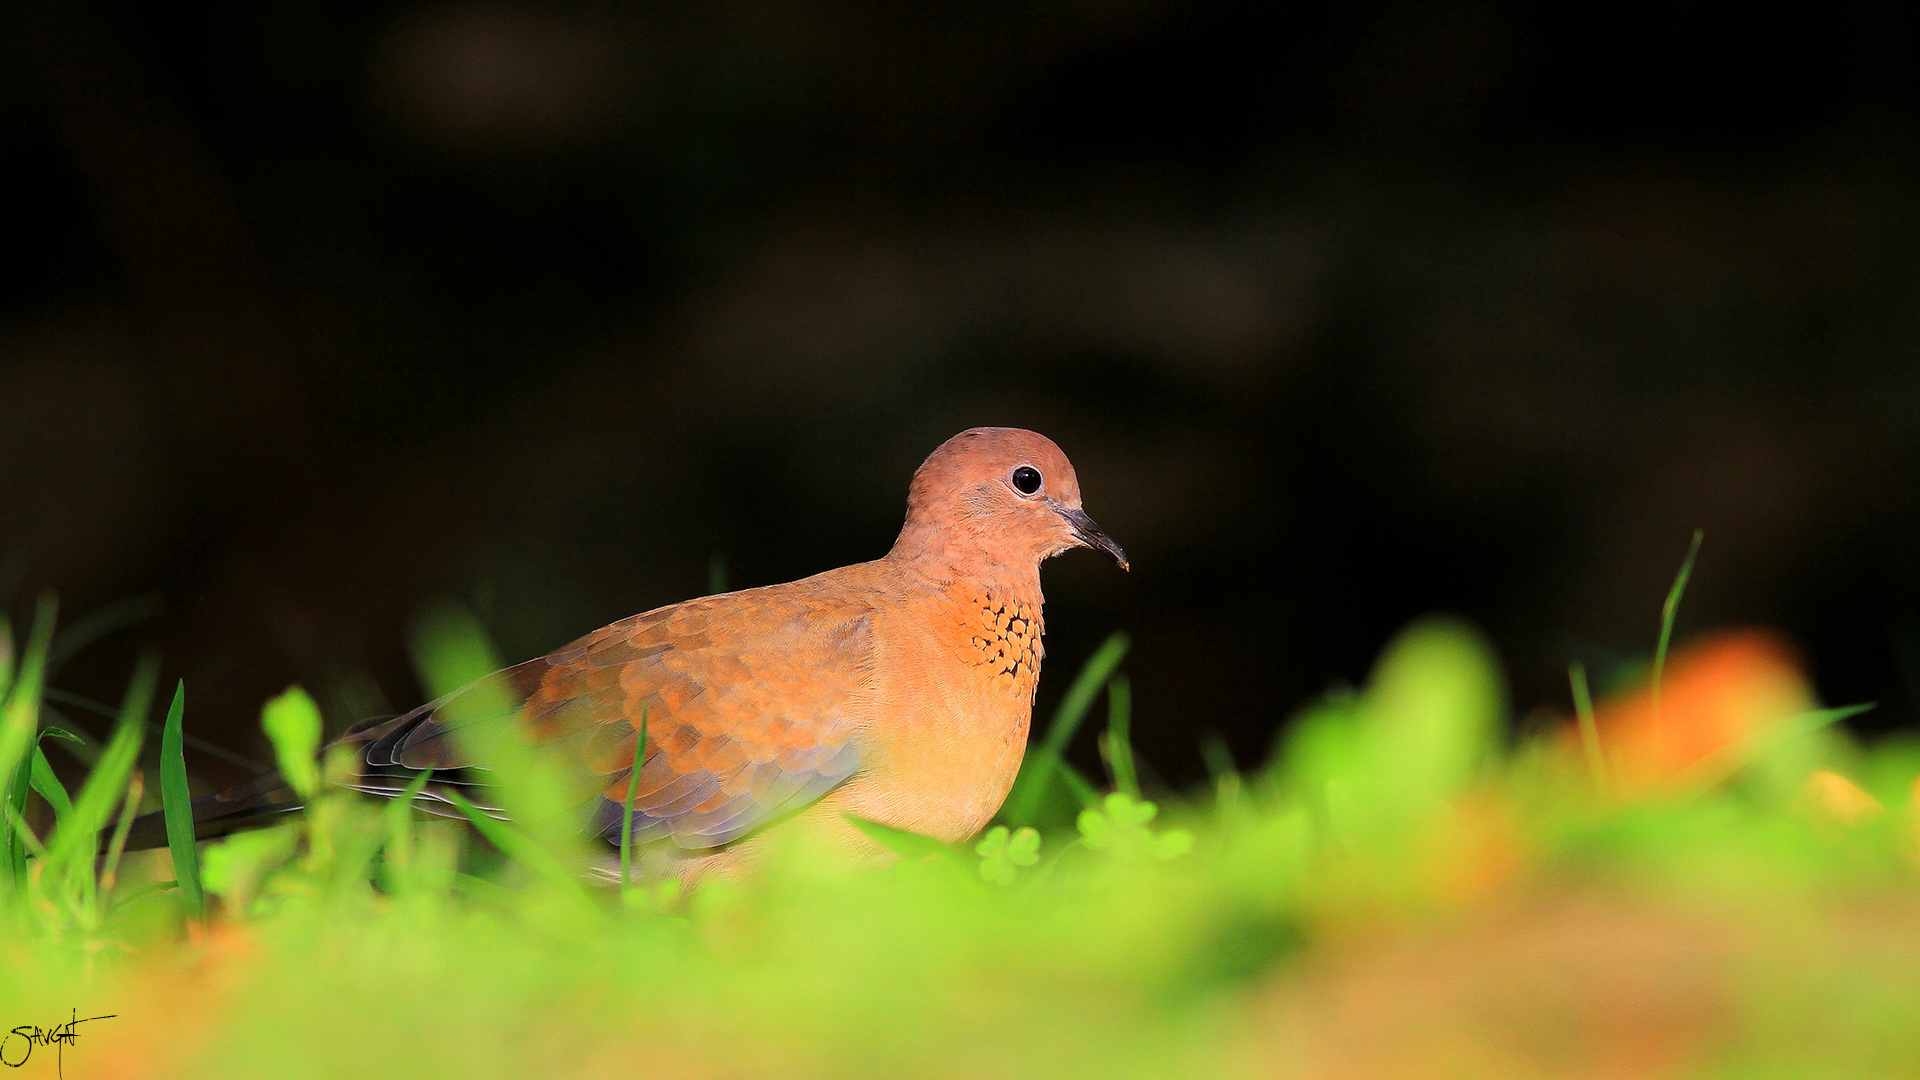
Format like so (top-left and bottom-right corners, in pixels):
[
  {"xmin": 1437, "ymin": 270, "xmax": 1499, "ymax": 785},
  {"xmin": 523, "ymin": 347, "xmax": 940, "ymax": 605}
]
[{"xmin": 6, "ymin": 0, "xmax": 1920, "ymax": 792}]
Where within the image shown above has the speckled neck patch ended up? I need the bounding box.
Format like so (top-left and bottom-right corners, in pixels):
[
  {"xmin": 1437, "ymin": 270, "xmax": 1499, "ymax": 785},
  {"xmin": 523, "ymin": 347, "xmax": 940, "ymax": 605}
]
[{"xmin": 968, "ymin": 591, "xmax": 1044, "ymax": 687}]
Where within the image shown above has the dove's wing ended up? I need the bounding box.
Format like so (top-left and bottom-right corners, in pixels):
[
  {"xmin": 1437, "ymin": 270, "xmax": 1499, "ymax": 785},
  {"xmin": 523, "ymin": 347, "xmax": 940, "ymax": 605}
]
[{"xmin": 346, "ymin": 582, "xmax": 875, "ymax": 851}]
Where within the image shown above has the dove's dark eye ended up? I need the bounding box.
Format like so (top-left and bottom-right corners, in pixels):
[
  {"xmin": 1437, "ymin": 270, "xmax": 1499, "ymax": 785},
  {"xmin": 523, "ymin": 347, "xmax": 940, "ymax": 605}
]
[{"xmin": 1010, "ymin": 465, "xmax": 1042, "ymax": 495}]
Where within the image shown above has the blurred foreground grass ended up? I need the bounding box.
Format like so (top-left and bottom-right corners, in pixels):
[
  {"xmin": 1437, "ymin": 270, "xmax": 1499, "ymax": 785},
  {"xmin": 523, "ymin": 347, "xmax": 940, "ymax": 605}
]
[{"xmin": 5, "ymin": 593, "xmax": 1920, "ymax": 1079}]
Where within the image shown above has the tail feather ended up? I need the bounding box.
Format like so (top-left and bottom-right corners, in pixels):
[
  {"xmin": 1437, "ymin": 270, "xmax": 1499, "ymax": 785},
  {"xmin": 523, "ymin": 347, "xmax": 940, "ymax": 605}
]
[
  {"xmin": 115, "ymin": 711, "xmax": 510, "ymax": 851},
  {"xmin": 116, "ymin": 713, "xmax": 411, "ymax": 852},
  {"xmin": 120, "ymin": 772, "xmax": 304, "ymax": 851}
]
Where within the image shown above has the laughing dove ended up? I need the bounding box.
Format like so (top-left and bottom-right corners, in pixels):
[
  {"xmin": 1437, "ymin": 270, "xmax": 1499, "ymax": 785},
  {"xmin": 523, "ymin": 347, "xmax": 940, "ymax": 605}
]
[{"xmin": 137, "ymin": 427, "xmax": 1128, "ymax": 874}]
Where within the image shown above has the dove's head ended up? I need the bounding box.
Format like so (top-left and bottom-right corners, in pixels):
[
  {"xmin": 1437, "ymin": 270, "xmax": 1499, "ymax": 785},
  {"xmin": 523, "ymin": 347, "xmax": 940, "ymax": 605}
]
[{"xmin": 890, "ymin": 427, "xmax": 1129, "ymax": 574}]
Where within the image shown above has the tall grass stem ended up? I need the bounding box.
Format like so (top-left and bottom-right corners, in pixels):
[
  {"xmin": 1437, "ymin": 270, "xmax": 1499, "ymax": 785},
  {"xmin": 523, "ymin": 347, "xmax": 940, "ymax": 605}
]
[
  {"xmin": 620, "ymin": 705, "xmax": 648, "ymax": 895},
  {"xmin": 1002, "ymin": 632, "xmax": 1130, "ymax": 825},
  {"xmin": 1569, "ymin": 661, "xmax": 1605, "ymax": 793},
  {"xmin": 1651, "ymin": 529, "xmax": 1703, "ymax": 728},
  {"xmin": 159, "ymin": 681, "xmax": 204, "ymax": 918},
  {"xmin": 1100, "ymin": 675, "xmax": 1137, "ymax": 799}
]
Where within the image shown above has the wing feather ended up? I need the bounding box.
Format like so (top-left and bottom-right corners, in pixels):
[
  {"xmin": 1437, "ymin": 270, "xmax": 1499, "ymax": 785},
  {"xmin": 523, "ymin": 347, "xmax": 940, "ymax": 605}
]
[{"xmin": 338, "ymin": 585, "xmax": 874, "ymax": 851}]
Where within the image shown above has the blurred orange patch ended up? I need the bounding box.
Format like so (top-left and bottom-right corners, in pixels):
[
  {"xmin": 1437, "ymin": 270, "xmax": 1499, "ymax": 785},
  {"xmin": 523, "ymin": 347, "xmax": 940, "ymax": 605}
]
[
  {"xmin": 83, "ymin": 924, "xmax": 251, "ymax": 1080},
  {"xmin": 1588, "ymin": 629, "xmax": 1813, "ymax": 792},
  {"xmin": 1803, "ymin": 769, "xmax": 1882, "ymax": 826},
  {"xmin": 1427, "ymin": 795, "xmax": 1530, "ymax": 908}
]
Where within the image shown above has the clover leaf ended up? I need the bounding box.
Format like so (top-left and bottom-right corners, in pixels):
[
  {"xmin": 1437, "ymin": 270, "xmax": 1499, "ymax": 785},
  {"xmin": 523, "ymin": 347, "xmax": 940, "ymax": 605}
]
[
  {"xmin": 1077, "ymin": 793, "xmax": 1193, "ymax": 862},
  {"xmin": 975, "ymin": 825, "xmax": 1041, "ymax": 885}
]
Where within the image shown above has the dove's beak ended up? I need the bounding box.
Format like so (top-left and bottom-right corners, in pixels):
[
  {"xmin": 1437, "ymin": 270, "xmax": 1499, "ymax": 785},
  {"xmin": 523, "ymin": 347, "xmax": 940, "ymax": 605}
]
[{"xmin": 1056, "ymin": 506, "xmax": 1130, "ymax": 571}]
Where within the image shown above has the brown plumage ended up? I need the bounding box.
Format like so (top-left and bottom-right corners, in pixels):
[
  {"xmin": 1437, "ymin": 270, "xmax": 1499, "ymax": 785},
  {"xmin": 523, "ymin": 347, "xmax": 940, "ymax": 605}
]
[{"xmin": 139, "ymin": 427, "xmax": 1128, "ymax": 877}]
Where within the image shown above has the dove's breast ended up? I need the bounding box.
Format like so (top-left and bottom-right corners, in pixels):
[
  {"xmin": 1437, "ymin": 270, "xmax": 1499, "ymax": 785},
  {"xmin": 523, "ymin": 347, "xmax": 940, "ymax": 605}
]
[{"xmin": 835, "ymin": 570, "xmax": 1045, "ymax": 844}]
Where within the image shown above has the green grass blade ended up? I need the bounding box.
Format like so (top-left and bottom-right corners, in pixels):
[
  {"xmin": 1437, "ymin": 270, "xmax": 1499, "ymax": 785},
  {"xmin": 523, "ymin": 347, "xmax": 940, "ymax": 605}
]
[
  {"xmin": 3, "ymin": 761, "xmax": 29, "ymax": 887},
  {"xmin": 45, "ymin": 687, "xmax": 266, "ymax": 771},
  {"xmin": 99, "ymin": 770, "xmax": 146, "ymax": 896},
  {"xmin": 167, "ymin": 730, "xmax": 264, "ymax": 773},
  {"xmin": 1040, "ymin": 634, "xmax": 1132, "ymax": 764},
  {"xmin": 1199, "ymin": 733, "xmax": 1242, "ymax": 814},
  {"xmin": 1003, "ymin": 632, "xmax": 1131, "ymax": 825},
  {"xmin": 41, "ymin": 688, "xmax": 120, "ymax": 721},
  {"xmin": 1099, "ymin": 674, "xmax": 1138, "ymax": 799},
  {"xmin": 1057, "ymin": 762, "xmax": 1099, "ymax": 808},
  {"xmin": 46, "ymin": 593, "xmax": 162, "ymax": 677},
  {"xmin": 843, "ymin": 813, "xmax": 961, "ymax": 863},
  {"xmin": 1651, "ymin": 529, "xmax": 1703, "ymax": 725},
  {"xmin": 29, "ymin": 743, "xmax": 72, "ymax": 820},
  {"xmin": 380, "ymin": 764, "xmax": 433, "ymax": 841},
  {"xmin": 1199, "ymin": 733, "xmax": 1237, "ymax": 782},
  {"xmin": 619, "ymin": 705, "xmax": 648, "ymax": 893},
  {"xmin": 451, "ymin": 871, "xmax": 517, "ymax": 908},
  {"xmin": 0, "ymin": 615, "xmax": 13, "ymax": 699},
  {"xmin": 0, "ymin": 593, "xmax": 57, "ymax": 892},
  {"xmin": 159, "ymin": 680, "xmax": 204, "ymax": 918},
  {"xmin": 163, "ymin": 730, "xmax": 266, "ymax": 773},
  {"xmin": 261, "ymin": 686, "xmax": 323, "ymax": 801},
  {"xmin": 36, "ymin": 715, "xmax": 102, "ymax": 771},
  {"xmin": 107, "ymin": 878, "xmax": 179, "ymax": 918},
  {"xmin": 1678, "ymin": 702, "xmax": 1877, "ymax": 791},
  {"xmin": 44, "ymin": 650, "xmax": 156, "ymax": 876},
  {"xmin": 6, "ymin": 803, "xmax": 45, "ymax": 858},
  {"xmin": 1569, "ymin": 661, "xmax": 1606, "ymax": 793},
  {"xmin": 441, "ymin": 788, "xmax": 579, "ymax": 892},
  {"xmin": 380, "ymin": 767, "xmax": 436, "ymax": 891}
]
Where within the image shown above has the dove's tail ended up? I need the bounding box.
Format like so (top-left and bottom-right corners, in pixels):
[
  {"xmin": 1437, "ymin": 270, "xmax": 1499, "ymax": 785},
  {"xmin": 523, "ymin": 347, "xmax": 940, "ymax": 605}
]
[
  {"xmin": 117, "ymin": 768, "xmax": 306, "ymax": 852},
  {"xmin": 113, "ymin": 711, "xmax": 417, "ymax": 852}
]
